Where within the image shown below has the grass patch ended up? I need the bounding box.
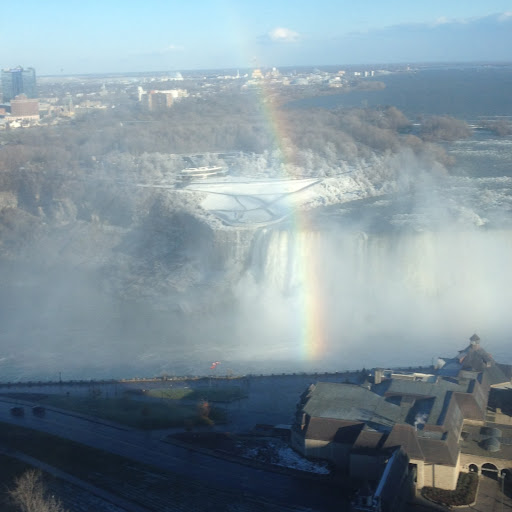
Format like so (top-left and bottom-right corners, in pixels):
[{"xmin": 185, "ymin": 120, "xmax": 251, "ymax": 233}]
[
  {"xmin": 422, "ymin": 472, "xmax": 478, "ymax": 506},
  {"xmin": 0, "ymin": 454, "xmax": 35, "ymax": 511},
  {"xmin": 0, "ymin": 422, "xmax": 163, "ymax": 485},
  {"xmin": 38, "ymin": 394, "xmax": 226, "ymax": 429},
  {"xmin": 0, "ymin": 423, "xmax": 290, "ymax": 511},
  {"xmin": 0, "ymin": 421, "xmax": 218, "ymax": 509},
  {"xmin": 144, "ymin": 386, "xmax": 247, "ymax": 402}
]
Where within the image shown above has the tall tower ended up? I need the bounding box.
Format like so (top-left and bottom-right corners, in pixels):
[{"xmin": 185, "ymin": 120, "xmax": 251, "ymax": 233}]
[
  {"xmin": 1, "ymin": 67, "xmax": 37, "ymax": 102},
  {"xmin": 21, "ymin": 67, "xmax": 36, "ymax": 98}
]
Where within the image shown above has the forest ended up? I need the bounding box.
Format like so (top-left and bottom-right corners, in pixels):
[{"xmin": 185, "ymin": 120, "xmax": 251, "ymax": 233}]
[{"xmin": 0, "ymin": 87, "xmax": 487, "ymax": 264}]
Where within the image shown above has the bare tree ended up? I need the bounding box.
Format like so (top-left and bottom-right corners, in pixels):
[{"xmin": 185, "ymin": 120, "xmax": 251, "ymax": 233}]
[{"xmin": 8, "ymin": 470, "xmax": 68, "ymax": 512}]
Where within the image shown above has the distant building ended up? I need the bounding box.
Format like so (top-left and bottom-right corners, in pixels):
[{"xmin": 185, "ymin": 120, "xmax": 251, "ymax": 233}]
[
  {"xmin": 138, "ymin": 87, "xmax": 188, "ymax": 111},
  {"xmin": 141, "ymin": 90, "xmax": 173, "ymax": 110},
  {"xmin": 1, "ymin": 67, "xmax": 36, "ymax": 102},
  {"xmin": 178, "ymin": 166, "xmax": 227, "ymax": 182},
  {"xmin": 10, "ymin": 94, "xmax": 39, "ymax": 118},
  {"xmin": 251, "ymin": 69, "xmax": 264, "ymax": 80},
  {"xmin": 168, "ymin": 71, "xmax": 184, "ymax": 81}
]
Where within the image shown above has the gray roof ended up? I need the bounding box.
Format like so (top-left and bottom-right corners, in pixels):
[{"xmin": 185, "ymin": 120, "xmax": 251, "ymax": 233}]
[
  {"xmin": 418, "ymin": 436, "xmax": 459, "ymax": 466},
  {"xmin": 302, "ymin": 383, "xmax": 404, "ymax": 431},
  {"xmin": 374, "ymin": 377, "xmax": 471, "ymax": 426},
  {"xmin": 352, "ymin": 430, "xmax": 387, "ymax": 453},
  {"xmin": 497, "ymin": 363, "xmax": 512, "ymax": 381},
  {"xmin": 447, "ymin": 340, "xmax": 510, "ymax": 385},
  {"xmin": 460, "ymin": 422, "xmax": 512, "ymax": 460},
  {"xmin": 382, "ymin": 424, "xmax": 424, "ymax": 461},
  {"xmin": 304, "ymin": 417, "xmax": 363, "ymax": 443},
  {"xmin": 484, "ymin": 364, "xmax": 509, "ymax": 387},
  {"xmin": 437, "ymin": 360, "xmax": 462, "ymax": 377}
]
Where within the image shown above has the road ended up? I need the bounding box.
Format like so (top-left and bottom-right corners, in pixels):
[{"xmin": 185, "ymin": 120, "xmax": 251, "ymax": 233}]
[
  {"xmin": 457, "ymin": 475, "xmax": 512, "ymax": 512},
  {"xmin": 0, "ymin": 399, "xmax": 348, "ymax": 512}
]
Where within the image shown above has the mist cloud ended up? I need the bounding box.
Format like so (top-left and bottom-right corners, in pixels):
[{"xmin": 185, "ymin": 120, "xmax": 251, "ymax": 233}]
[{"xmin": 266, "ymin": 27, "xmax": 300, "ymax": 43}]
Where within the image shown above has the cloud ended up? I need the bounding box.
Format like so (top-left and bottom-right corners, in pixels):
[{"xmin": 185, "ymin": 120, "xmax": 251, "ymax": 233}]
[
  {"xmin": 416, "ymin": 11, "xmax": 512, "ymax": 29},
  {"xmin": 160, "ymin": 44, "xmax": 185, "ymax": 53},
  {"xmin": 313, "ymin": 11, "xmax": 512, "ymax": 67},
  {"xmin": 433, "ymin": 17, "xmax": 449, "ymax": 26},
  {"xmin": 267, "ymin": 27, "xmax": 300, "ymax": 43}
]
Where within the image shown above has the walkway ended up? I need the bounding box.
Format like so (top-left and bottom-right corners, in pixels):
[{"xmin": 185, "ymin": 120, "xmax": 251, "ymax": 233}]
[{"xmin": 458, "ymin": 475, "xmax": 512, "ymax": 512}]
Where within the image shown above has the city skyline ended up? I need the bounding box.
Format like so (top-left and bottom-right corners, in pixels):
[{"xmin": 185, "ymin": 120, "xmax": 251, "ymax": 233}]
[{"xmin": 1, "ymin": 1, "xmax": 512, "ymax": 75}]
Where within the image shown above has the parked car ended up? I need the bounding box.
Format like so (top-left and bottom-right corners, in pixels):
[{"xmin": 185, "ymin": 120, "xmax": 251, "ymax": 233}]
[
  {"xmin": 10, "ymin": 406, "xmax": 24, "ymax": 417},
  {"xmin": 32, "ymin": 406, "xmax": 45, "ymax": 417}
]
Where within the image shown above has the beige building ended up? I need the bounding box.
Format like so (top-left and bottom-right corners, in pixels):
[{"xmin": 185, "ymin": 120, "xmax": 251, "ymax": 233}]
[
  {"xmin": 138, "ymin": 87, "xmax": 188, "ymax": 111},
  {"xmin": 292, "ymin": 335, "xmax": 512, "ymax": 492},
  {"xmin": 9, "ymin": 94, "xmax": 39, "ymax": 119}
]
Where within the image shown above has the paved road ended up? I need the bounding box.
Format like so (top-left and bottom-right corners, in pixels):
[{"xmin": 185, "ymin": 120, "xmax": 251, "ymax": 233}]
[
  {"xmin": 458, "ymin": 475, "xmax": 512, "ymax": 512},
  {"xmin": 0, "ymin": 399, "xmax": 348, "ymax": 512}
]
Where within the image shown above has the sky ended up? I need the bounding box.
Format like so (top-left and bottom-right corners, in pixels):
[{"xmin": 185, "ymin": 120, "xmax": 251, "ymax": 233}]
[{"xmin": 2, "ymin": 0, "xmax": 512, "ymax": 75}]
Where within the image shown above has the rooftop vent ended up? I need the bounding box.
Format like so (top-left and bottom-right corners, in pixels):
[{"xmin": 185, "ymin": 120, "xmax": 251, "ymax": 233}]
[
  {"xmin": 480, "ymin": 427, "xmax": 502, "ymax": 438},
  {"xmin": 481, "ymin": 437, "xmax": 501, "ymax": 452}
]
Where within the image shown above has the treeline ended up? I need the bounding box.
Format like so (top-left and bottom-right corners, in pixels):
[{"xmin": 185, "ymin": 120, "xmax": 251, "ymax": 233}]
[
  {"xmin": 0, "ymin": 91, "xmax": 473, "ymax": 172},
  {"xmin": 0, "ymin": 91, "xmax": 475, "ymax": 242}
]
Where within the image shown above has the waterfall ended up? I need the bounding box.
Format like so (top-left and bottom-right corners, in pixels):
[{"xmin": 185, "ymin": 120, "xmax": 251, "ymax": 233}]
[{"xmin": 233, "ymin": 226, "xmax": 512, "ymax": 368}]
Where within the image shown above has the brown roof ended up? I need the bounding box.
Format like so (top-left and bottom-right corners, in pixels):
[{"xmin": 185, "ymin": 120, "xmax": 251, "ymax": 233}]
[
  {"xmin": 454, "ymin": 392, "xmax": 486, "ymax": 421},
  {"xmin": 351, "ymin": 430, "xmax": 387, "ymax": 454},
  {"xmin": 497, "ymin": 363, "xmax": 512, "ymax": 381},
  {"xmin": 305, "ymin": 417, "xmax": 364, "ymax": 443},
  {"xmin": 382, "ymin": 424, "xmax": 424, "ymax": 461}
]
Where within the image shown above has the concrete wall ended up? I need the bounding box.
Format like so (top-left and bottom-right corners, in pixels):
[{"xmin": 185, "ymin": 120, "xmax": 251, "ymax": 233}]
[
  {"xmin": 460, "ymin": 452, "xmax": 511, "ymax": 473},
  {"xmin": 304, "ymin": 439, "xmax": 352, "ymax": 470},
  {"xmin": 422, "ymin": 462, "xmax": 459, "ymax": 490},
  {"xmin": 290, "ymin": 429, "xmax": 305, "ymax": 454},
  {"xmin": 491, "ymin": 411, "xmax": 512, "ymax": 426},
  {"xmin": 410, "ymin": 459, "xmax": 425, "ymax": 489}
]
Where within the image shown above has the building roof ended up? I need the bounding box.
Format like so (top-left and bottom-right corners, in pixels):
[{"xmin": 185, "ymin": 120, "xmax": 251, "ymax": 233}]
[
  {"xmin": 382, "ymin": 424, "xmax": 424, "ymax": 461},
  {"xmin": 418, "ymin": 435, "xmax": 459, "ymax": 466},
  {"xmin": 304, "ymin": 417, "xmax": 364, "ymax": 443},
  {"xmin": 497, "ymin": 363, "xmax": 512, "ymax": 381},
  {"xmin": 296, "ymin": 337, "xmax": 510, "ymax": 472},
  {"xmin": 351, "ymin": 430, "xmax": 387, "ymax": 454},
  {"xmin": 484, "ymin": 364, "xmax": 509, "ymax": 387},
  {"xmin": 302, "ymin": 383, "xmax": 404, "ymax": 431},
  {"xmin": 460, "ymin": 422, "xmax": 512, "ymax": 460},
  {"xmin": 374, "ymin": 377, "xmax": 471, "ymax": 426}
]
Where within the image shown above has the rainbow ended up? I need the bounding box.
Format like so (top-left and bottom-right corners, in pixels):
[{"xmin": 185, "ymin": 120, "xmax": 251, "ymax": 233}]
[{"xmin": 254, "ymin": 76, "xmax": 327, "ymax": 362}]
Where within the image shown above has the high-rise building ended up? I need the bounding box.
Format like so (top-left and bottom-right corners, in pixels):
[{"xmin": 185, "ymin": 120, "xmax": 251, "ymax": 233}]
[
  {"xmin": 21, "ymin": 67, "xmax": 36, "ymax": 98},
  {"xmin": 1, "ymin": 67, "xmax": 37, "ymax": 102}
]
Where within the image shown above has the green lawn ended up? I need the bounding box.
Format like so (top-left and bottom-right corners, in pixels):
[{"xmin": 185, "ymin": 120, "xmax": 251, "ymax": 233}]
[
  {"xmin": 38, "ymin": 394, "xmax": 226, "ymax": 429},
  {"xmin": 0, "ymin": 423, "xmax": 293, "ymax": 512},
  {"xmin": 144, "ymin": 385, "xmax": 247, "ymax": 402},
  {"xmin": 422, "ymin": 472, "xmax": 478, "ymax": 506},
  {"xmin": 0, "ymin": 422, "xmax": 215, "ymax": 508}
]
